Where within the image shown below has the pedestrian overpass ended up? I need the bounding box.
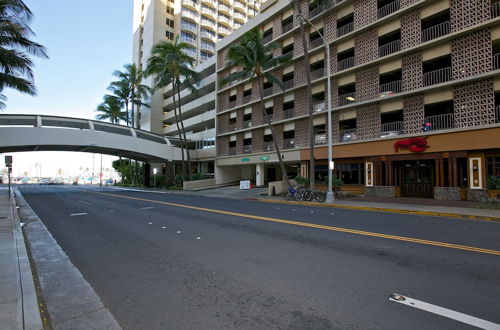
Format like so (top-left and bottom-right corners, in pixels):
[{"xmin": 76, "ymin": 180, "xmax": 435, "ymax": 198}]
[{"xmin": 0, "ymin": 114, "xmax": 184, "ymax": 162}]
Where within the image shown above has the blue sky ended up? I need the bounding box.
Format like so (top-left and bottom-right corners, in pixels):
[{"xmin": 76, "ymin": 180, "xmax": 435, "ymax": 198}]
[
  {"xmin": 1, "ymin": 1, "xmax": 134, "ymax": 176},
  {"xmin": 3, "ymin": 0, "xmax": 133, "ymax": 119}
]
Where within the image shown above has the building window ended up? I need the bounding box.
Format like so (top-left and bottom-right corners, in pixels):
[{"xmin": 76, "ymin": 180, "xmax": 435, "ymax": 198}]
[
  {"xmin": 166, "ymin": 18, "xmax": 174, "ymax": 28},
  {"xmin": 487, "ymin": 157, "xmax": 500, "ymax": 180},
  {"xmin": 166, "ymin": 31, "xmax": 174, "ymax": 40},
  {"xmin": 334, "ymin": 163, "xmax": 365, "ymax": 185},
  {"xmin": 166, "ymin": 6, "xmax": 174, "ymax": 15}
]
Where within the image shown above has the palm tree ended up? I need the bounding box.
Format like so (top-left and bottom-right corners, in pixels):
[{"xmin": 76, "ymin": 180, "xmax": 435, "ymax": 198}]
[
  {"xmin": 291, "ymin": 0, "xmax": 331, "ymax": 192},
  {"xmin": 112, "ymin": 63, "xmax": 150, "ymax": 128},
  {"xmin": 107, "ymin": 79, "xmax": 131, "ymax": 126},
  {"xmin": 144, "ymin": 36, "xmax": 200, "ymax": 178},
  {"xmin": 95, "ymin": 95, "xmax": 126, "ymax": 124},
  {"xmin": 0, "ymin": 0, "xmax": 48, "ymax": 109},
  {"xmin": 221, "ymin": 29, "xmax": 291, "ymax": 189}
]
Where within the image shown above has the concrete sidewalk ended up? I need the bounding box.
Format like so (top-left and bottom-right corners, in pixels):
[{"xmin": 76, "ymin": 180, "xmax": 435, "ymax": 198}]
[
  {"xmin": 0, "ymin": 189, "xmax": 42, "ymax": 330},
  {"xmin": 110, "ymin": 185, "xmax": 500, "ymax": 221}
]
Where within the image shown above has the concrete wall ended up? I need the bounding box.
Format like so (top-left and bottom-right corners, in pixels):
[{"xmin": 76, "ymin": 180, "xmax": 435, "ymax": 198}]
[
  {"xmin": 434, "ymin": 187, "xmax": 461, "ymax": 201},
  {"xmin": 183, "ymin": 178, "xmax": 216, "ymax": 190},
  {"xmin": 364, "ymin": 186, "xmax": 396, "ymax": 198}
]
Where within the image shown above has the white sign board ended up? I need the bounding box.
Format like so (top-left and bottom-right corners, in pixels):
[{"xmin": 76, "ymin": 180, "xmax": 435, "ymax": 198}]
[{"xmin": 239, "ymin": 180, "xmax": 251, "ymax": 190}]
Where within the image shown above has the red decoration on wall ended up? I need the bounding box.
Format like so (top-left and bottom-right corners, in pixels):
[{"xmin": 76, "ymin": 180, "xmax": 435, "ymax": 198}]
[{"xmin": 394, "ymin": 137, "xmax": 429, "ymax": 153}]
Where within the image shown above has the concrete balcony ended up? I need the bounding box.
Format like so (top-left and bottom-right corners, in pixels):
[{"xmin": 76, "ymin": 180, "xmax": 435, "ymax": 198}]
[
  {"xmin": 337, "ymin": 22, "xmax": 353, "ymax": 37},
  {"xmin": 379, "ymin": 80, "xmax": 402, "ymax": 96},
  {"xmin": 181, "ymin": 23, "xmax": 198, "ymax": 34},
  {"xmin": 163, "ymin": 109, "xmax": 216, "ymax": 135},
  {"xmin": 234, "ymin": 12, "xmax": 246, "ymax": 22},
  {"xmin": 200, "ymin": 42, "xmax": 215, "ymax": 53},
  {"xmin": 381, "ymin": 121, "xmax": 404, "ymax": 137},
  {"xmin": 378, "ymin": 0, "xmax": 400, "ymax": 19},
  {"xmin": 421, "ymin": 21, "xmax": 450, "ymax": 43},
  {"xmin": 200, "ymin": 30, "xmax": 216, "ymax": 42},
  {"xmin": 182, "ymin": 9, "xmax": 198, "ymax": 21},
  {"xmin": 234, "ymin": 1, "xmax": 245, "ymax": 11},
  {"xmin": 310, "ymin": 37, "xmax": 323, "ymax": 49},
  {"xmin": 379, "ymin": 39, "xmax": 401, "ymax": 57},
  {"xmin": 424, "ymin": 113, "xmax": 454, "ymax": 131},
  {"xmin": 180, "ymin": 36, "xmax": 197, "ymax": 48},
  {"xmin": 340, "ymin": 128, "xmax": 357, "ymax": 142},
  {"xmin": 218, "ymin": 3, "xmax": 231, "ymax": 15},
  {"xmin": 201, "ymin": 19, "xmax": 216, "ymax": 30},
  {"xmin": 338, "ymin": 57, "xmax": 355, "ymax": 71},
  {"xmin": 283, "ymin": 108, "xmax": 294, "ymax": 119},
  {"xmin": 310, "ymin": 68, "xmax": 324, "ymax": 80},
  {"xmin": 283, "ymin": 138, "xmax": 296, "ymax": 149},
  {"xmin": 338, "ymin": 92, "xmax": 356, "ymax": 106},
  {"xmin": 201, "ymin": 7, "xmax": 216, "ymax": 19},
  {"xmin": 182, "ymin": 0, "xmax": 198, "ymax": 10},
  {"xmin": 263, "ymin": 142, "xmax": 274, "ymax": 151},
  {"xmin": 423, "ymin": 67, "xmax": 451, "ymax": 86}
]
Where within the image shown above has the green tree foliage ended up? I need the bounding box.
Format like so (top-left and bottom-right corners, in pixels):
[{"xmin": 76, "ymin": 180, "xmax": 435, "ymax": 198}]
[{"xmin": 0, "ymin": 0, "xmax": 48, "ymax": 109}]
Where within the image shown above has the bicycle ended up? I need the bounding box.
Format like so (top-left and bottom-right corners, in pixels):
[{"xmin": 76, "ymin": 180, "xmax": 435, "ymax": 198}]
[{"xmin": 287, "ymin": 185, "xmax": 304, "ymax": 201}]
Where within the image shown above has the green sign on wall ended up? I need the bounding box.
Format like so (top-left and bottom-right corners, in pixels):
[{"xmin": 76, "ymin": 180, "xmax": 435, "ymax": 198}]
[
  {"xmin": 260, "ymin": 156, "xmax": 269, "ymax": 161},
  {"xmin": 241, "ymin": 157, "xmax": 250, "ymax": 162}
]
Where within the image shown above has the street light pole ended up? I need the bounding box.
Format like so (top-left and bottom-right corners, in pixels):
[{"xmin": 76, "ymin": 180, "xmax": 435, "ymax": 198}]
[
  {"xmin": 99, "ymin": 154, "xmax": 103, "ymax": 187},
  {"xmin": 299, "ymin": 15, "xmax": 335, "ymax": 203}
]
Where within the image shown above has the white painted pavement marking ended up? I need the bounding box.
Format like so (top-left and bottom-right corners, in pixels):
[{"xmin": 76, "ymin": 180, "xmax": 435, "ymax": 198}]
[
  {"xmin": 389, "ymin": 294, "xmax": 500, "ymax": 329},
  {"xmin": 140, "ymin": 206, "xmax": 155, "ymax": 210},
  {"xmin": 70, "ymin": 213, "xmax": 88, "ymax": 217}
]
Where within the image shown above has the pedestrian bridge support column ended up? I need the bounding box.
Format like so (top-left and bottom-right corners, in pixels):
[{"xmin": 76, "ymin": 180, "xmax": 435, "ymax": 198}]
[{"xmin": 144, "ymin": 163, "xmax": 151, "ymax": 187}]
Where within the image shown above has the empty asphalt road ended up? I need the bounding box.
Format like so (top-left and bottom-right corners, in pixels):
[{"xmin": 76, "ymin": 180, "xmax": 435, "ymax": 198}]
[{"xmin": 16, "ymin": 184, "xmax": 500, "ymax": 329}]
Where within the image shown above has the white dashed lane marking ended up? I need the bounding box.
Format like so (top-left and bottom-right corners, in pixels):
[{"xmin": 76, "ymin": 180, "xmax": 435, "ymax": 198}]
[
  {"xmin": 389, "ymin": 294, "xmax": 500, "ymax": 329},
  {"xmin": 70, "ymin": 213, "xmax": 87, "ymax": 217},
  {"xmin": 140, "ymin": 206, "xmax": 155, "ymax": 210}
]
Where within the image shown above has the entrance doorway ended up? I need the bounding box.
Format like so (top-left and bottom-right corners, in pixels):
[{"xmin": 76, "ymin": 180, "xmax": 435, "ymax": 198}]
[{"xmin": 399, "ymin": 160, "xmax": 434, "ymax": 197}]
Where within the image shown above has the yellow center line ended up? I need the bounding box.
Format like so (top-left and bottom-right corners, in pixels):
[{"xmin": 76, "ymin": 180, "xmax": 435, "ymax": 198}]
[{"xmin": 93, "ymin": 191, "xmax": 500, "ymax": 256}]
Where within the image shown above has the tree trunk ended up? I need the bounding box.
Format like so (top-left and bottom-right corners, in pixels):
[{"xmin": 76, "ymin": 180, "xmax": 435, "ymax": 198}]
[
  {"xmin": 296, "ymin": 0, "xmax": 316, "ymax": 192},
  {"xmin": 130, "ymin": 90, "xmax": 135, "ymax": 128},
  {"xmin": 257, "ymin": 74, "xmax": 291, "ymax": 190},
  {"xmin": 177, "ymin": 81, "xmax": 192, "ymax": 178},
  {"xmin": 125, "ymin": 101, "xmax": 130, "ymax": 126},
  {"xmin": 171, "ymin": 82, "xmax": 186, "ymax": 179}
]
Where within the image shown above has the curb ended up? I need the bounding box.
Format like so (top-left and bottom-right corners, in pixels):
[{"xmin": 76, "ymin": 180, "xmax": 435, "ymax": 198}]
[
  {"xmin": 9, "ymin": 192, "xmax": 44, "ymax": 330},
  {"xmin": 252, "ymin": 198, "xmax": 500, "ymax": 222},
  {"xmin": 15, "ymin": 189, "xmax": 122, "ymax": 330}
]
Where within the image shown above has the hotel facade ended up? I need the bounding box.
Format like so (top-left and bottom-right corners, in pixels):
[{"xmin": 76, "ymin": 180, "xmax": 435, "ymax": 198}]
[{"xmin": 214, "ymin": 0, "xmax": 500, "ymax": 201}]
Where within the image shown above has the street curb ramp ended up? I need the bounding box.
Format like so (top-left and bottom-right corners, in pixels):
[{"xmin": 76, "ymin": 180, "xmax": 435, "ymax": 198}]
[{"xmin": 15, "ymin": 189, "xmax": 122, "ymax": 330}]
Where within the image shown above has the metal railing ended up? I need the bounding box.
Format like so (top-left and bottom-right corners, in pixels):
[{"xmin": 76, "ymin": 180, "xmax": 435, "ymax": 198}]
[
  {"xmin": 234, "ymin": 12, "xmax": 245, "ymax": 21},
  {"xmin": 201, "ymin": 19, "xmax": 216, "ymax": 30},
  {"xmin": 381, "ymin": 121, "xmax": 404, "ymax": 137},
  {"xmin": 263, "ymin": 114, "xmax": 273, "ymax": 123},
  {"xmin": 313, "ymin": 101, "xmax": 326, "ymax": 112},
  {"xmin": 310, "ymin": 37, "xmax": 323, "ymax": 49},
  {"xmin": 338, "ymin": 57, "xmax": 355, "ymax": 71},
  {"xmin": 263, "ymin": 86, "xmax": 274, "ymax": 97},
  {"xmin": 201, "ymin": 7, "xmax": 216, "ymax": 17},
  {"xmin": 227, "ymin": 100, "xmax": 236, "ymax": 109},
  {"xmin": 379, "ymin": 80, "xmax": 402, "ymax": 95},
  {"xmin": 309, "ymin": 5, "xmax": 324, "ymax": 18},
  {"xmin": 180, "ymin": 36, "xmax": 197, "ymax": 47},
  {"xmin": 337, "ymin": 22, "xmax": 354, "ymax": 37},
  {"xmin": 377, "ymin": 0, "xmax": 400, "ymax": 18},
  {"xmin": 423, "ymin": 67, "xmax": 452, "ymax": 86},
  {"xmin": 424, "ymin": 113, "xmax": 454, "ymax": 131},
  {"xmin": 494, "ymin": 53, "xmax": 500, "ymax": 70},
  {"xmin": 421, "ymin": 21, "xmax": 450, "ymax": 42},
  {"xmin": 219, "ymin": 15, "xmax": 231, "ymax": 25},
  {"xmin": 263, "ymin": 142, "xmax": 274, "ymax": 151},
  {"xmin": 282, "ymin": 50, "xmax": 293, "ymax": 59},
  {"xmin": 234, "ymin": 1, "xmax": 245, "ymax": 11},
  {"xmin": 492, "ymin": 2, "xmax": 500, "ymax": 18},
  {"xmin": 218, "ymin": 3, "xmax": 231, "ymax": 12},
  {"xmin": 200, "ymin": 42, "xmax": 215, "ymax": 52},
  {"xmin": 283, "ymin": 108, "xmax": 294, "ymax": 119},
  {"xmin": 496, "ymin": 106, "xmax": 500, "ymax": 123},
  {"xmin": 182, "ymin": 48, "xmax": 197, "ymax": 58},
  {"xmin": 242, "ymin": 120, "xmax": 252, "ymax": 128},
  {"xmin": 200, "ymin": 30, "xmax": 215, "ymax": 41},
  {"xmin": 228, "ymin": 147, "xmax": 237, "ymax": 155},
  {"xmin": 183, "ymin": 0, "xmax": 198, "ymax": 8},
  {"xmin": 181, "ymin": 23, "xmax": 198, "ymax": 34},
  {"xmin": 218, "ymin": 26, "xmax": 231, "ymax": 35},
  {"xmin": 263, "ymin": 34, "xmax": 273, "ymax": 44},
  {"xmin": 310, "ymin": 68, "xmax": 324, "ymax": 80},
  {"xmin": 283, "ymin": 79, "xmax": 294, "ymax": 90},
  {"xmin": 283, "ymin": 138, "xmax": 296, "ymax": 149},
  {"xmin": 243, "ymin": 145, "xmax": 252, "ymax": 154},
  {"xmin": 340, "ymin": 128, "xmax": 357, "ymax": 142},
  {"xmin": 282, "ymin": 22, "xmax": 294, "ymax": 34},
  {"xmin": 338, "ymin": 92, "xmax": 356, "ymax": 106},
  {"xmin": 315, "ymin": 134, "xmax": 327, "ymax": 145},
  {"xmin": 242, "ymin": 95, "xmax": 252, "ymax": 103},
  {"xmin": 379, "ymin": 39, "xmax": 401, "ymax": 57},
  {"xmin": 182, "ymin": 9, "xmax": 198, "ymax": 20}
]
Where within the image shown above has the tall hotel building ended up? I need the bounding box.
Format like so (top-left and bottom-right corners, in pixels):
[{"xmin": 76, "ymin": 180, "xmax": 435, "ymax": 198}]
[
  {"xmin": 132, "ymin": 0, "xmax": 262, "ymax": 174},
  {"xmin": 215, "ymin": 0, "xmax": 500, "ymax": 201}
]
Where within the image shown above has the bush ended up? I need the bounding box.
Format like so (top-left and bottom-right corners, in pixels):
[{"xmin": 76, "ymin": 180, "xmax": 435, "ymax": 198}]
[
  {"xmin": 322, "ymin": 175, "xmax": 344, "ymax": 187},
  {"xmin": 487, "ymin": 176, "xmax": 500, "ymax": 190},
  {"xmin": 294, "ymin": 176, "xmax": 310, "ymax": 186}
]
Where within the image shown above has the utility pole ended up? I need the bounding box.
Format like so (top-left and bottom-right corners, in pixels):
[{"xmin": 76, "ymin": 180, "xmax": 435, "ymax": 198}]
[
  {"xmin": 99, "ymin": 154, "xmax": 103, "ymax": 187},
  {"xmin": 91, "ymin": 154, "xmax": 95, "ymax": 185}
]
